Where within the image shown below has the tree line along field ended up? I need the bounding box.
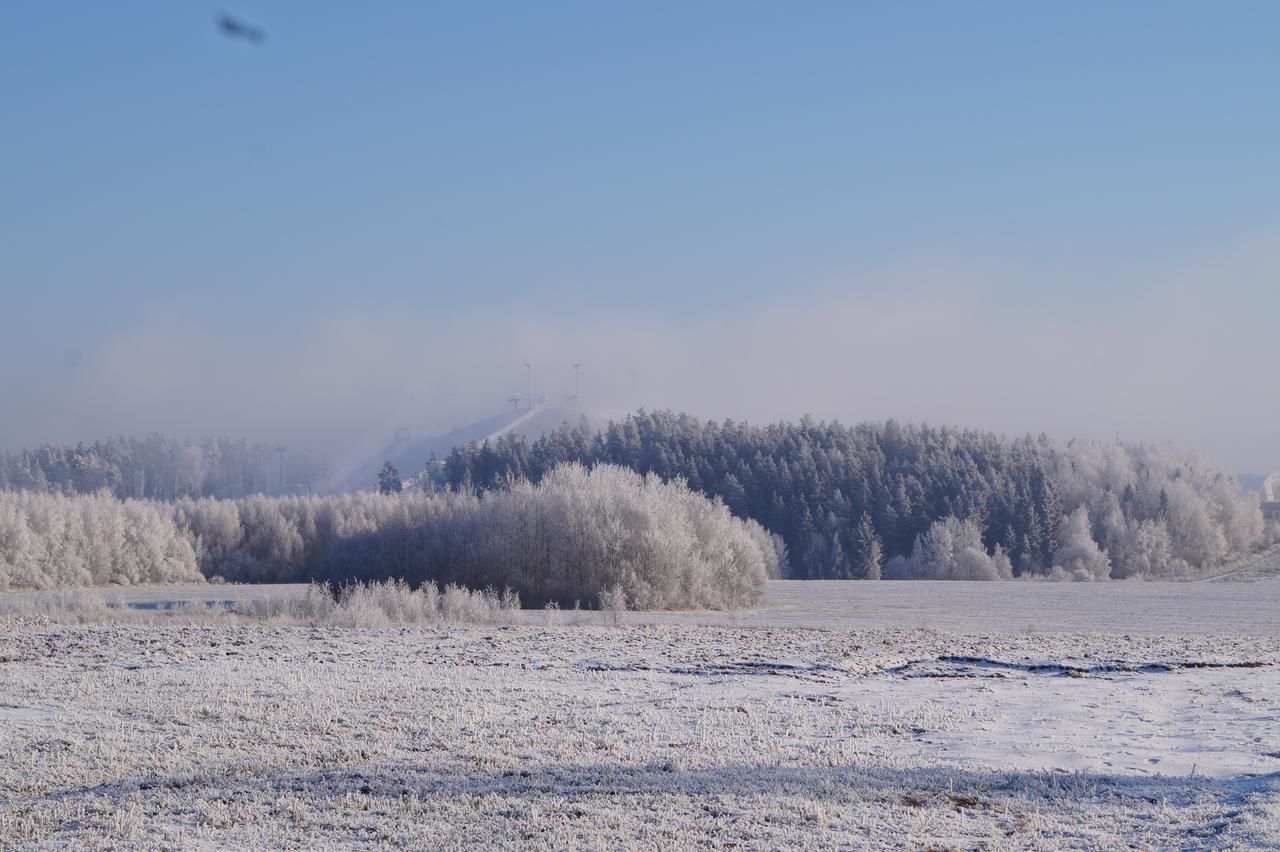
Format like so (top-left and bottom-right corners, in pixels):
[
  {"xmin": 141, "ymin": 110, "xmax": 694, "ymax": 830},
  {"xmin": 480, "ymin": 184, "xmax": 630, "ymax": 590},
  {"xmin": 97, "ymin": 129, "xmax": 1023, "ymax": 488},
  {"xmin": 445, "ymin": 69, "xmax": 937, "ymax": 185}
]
[
  {"xmin": 3, "ymin": 414, "xmax": 1276, "ymax": 596},
  {"xmin": 443, "ymin": 413, "xmax": 1272, "ymax": 579}
]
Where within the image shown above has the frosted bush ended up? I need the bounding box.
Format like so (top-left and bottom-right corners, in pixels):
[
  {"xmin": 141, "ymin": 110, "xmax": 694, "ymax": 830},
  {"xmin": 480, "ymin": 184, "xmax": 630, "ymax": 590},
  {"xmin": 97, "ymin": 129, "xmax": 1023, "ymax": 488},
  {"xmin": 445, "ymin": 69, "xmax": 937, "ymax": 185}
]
[
  {"xmin": 885, "ymin": 516, "xmax": 1008, "ymax": 580},
  {"xmin": 1048, "ymin": 506, "xmax": 1111, "ymax": 581},
  {"xmin": 0, "ymin": 589, "xmax": 118, "ymax": 624},
  {"xmin": 1, "ymin": 465, "xmax": 774, "ymax": 608},
  {"xmin": 0, "ymin": 492, "xmax": 201, "ymax": 591}
]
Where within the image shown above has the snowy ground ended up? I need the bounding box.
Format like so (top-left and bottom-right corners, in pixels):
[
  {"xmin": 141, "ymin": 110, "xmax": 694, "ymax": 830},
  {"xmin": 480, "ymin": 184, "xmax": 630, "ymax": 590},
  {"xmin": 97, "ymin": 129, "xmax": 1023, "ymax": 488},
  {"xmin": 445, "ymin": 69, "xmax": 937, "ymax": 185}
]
[
  {"xmin": 2, "ymin": 585, "xmax": 1280, "ymax": 848},
  {"xmin": 38, "ymin": 570, "xmax": 1280, "ymax": 634}
]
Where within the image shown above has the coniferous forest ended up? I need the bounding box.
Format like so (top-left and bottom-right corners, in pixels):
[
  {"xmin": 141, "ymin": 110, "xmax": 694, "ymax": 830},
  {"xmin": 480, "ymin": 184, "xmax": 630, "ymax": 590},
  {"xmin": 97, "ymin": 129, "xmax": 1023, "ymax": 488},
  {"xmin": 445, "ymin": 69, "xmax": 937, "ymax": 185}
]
[{"xmin": 439, "ymin": 412, "xmax": 1268, "ymax": 580}]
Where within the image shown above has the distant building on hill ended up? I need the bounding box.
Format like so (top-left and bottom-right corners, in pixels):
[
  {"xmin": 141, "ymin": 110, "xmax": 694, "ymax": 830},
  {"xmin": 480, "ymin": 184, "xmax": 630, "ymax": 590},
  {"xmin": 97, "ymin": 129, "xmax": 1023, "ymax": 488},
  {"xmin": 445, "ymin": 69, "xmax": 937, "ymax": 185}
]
[{"xmin": 1262, "ymin": 473, "xmax": 1280, "ymax": 522}]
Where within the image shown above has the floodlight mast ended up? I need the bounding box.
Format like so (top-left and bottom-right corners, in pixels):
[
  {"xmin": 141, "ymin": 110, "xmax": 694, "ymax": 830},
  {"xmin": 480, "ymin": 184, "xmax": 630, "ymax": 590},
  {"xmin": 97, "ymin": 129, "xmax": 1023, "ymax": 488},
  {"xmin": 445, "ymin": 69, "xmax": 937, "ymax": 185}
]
[
  {"xmin": 524, "ymin": 362, "xmax": 533, "ymax": 410},
  {"xmin": 571, "ymin": 363, "xmax": 582, "ymax": 410},
  {"xmin": 274, "ymin": 447, "xmax": 286, "ymax": 492}
]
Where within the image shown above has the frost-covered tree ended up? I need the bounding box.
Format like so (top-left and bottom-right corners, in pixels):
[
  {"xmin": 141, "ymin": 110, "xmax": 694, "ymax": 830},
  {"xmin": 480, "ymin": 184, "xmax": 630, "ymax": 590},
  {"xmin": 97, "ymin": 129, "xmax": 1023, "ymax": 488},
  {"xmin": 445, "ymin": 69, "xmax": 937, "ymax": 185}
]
[
  {"xmin": 854, "ymin": 512, "xmax": 883, "ymax": 580},
  {"xmin": 1049, "ymin": 505, "xmax": 1111, "ymax": 580},
  {"xmin": 0, "ymin": 491, "xmax": 201, "ymax": 591},
  {"xmin": 884, "ymin": 516, "xmax": 1007, "ymax": 580},
  {"xmin": 1110, "ymin": 518, "xmax": 1179, "ymax": 578}
]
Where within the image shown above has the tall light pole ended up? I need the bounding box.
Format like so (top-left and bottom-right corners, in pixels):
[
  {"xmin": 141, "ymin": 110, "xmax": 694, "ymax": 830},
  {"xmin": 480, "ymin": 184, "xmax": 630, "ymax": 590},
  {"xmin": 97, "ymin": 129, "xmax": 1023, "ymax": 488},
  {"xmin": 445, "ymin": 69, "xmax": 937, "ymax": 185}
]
[
  {"xmin": 571, "ymin": 363, "xmax": 582, "ymax": 410},
  {"xmin": 524, "ymin": 362, "xmax": 533, "ymax": 410},
  {"xmin": 275, "ymin": 446, "xmax": 286, "ymax": 493}
]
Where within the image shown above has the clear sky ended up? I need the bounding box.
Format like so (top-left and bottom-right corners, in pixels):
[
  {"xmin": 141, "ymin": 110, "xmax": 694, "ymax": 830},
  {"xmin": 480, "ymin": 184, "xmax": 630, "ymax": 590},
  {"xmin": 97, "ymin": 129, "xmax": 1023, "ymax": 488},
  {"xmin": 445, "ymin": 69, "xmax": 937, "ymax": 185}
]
[{"xmin": 3, "ymin": 2, "xmax": 1279, "ymax": 471}]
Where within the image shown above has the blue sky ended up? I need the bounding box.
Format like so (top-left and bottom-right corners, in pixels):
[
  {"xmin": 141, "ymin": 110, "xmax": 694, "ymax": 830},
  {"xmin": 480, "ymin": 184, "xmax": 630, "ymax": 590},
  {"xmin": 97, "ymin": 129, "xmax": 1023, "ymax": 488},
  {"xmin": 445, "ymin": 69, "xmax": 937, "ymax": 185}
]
[{"xmin": 2, "ymin": 2, "xmax": 1279, "ymax": 468}]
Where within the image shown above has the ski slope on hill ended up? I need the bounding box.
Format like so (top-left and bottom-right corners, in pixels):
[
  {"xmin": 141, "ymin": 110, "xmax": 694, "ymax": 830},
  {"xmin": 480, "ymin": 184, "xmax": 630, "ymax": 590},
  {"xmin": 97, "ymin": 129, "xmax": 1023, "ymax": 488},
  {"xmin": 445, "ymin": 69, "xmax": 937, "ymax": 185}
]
[{"xmin": 337, "ymin": 403, "xmax": 604, "ymax": 492}]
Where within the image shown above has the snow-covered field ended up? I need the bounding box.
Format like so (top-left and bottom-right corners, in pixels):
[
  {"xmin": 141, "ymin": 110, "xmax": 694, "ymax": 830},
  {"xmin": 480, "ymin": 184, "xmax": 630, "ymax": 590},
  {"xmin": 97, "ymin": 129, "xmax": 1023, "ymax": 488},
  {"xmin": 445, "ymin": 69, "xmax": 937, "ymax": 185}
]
[
  {"xmin": 3, "ymin": 582, "xmax": 1279, "ymax": 848},
  {"xmin": 33, "ymin": 568, "xmax": 1280, "ymax": 634}
]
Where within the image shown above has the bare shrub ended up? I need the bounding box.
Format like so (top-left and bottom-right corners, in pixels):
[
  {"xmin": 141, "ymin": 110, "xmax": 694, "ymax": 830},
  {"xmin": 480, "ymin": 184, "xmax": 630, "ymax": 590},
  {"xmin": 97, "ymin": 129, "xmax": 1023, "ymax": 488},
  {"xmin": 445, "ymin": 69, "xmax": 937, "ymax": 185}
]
[
  {"xmin": 0, "ymin": 580, "xmax": 527, "ymax": 628},
  {"xmin": 598, "ymin": 583, "xmax": 627, "ymax": 625},
  {"xmin": 0, "ymin": 589, "xmax": 119, "ymax": 624}
]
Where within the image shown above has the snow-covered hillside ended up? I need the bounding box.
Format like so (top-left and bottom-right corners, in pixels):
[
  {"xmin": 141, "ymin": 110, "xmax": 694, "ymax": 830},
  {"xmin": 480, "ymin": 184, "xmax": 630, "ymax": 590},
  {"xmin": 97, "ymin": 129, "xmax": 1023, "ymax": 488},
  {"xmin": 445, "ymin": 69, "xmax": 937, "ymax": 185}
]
[{"xmin": 337, "ymin": 403, "xmax": 607, "ymax": 492}]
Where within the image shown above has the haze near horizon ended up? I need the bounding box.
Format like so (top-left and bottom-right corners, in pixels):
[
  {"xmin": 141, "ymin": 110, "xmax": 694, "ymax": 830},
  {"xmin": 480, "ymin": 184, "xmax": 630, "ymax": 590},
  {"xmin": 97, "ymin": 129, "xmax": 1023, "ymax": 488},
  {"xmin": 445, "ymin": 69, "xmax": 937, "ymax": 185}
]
[{"xmin": 3, "ymin": 3, "xmax": 1278, "ymax": 471}]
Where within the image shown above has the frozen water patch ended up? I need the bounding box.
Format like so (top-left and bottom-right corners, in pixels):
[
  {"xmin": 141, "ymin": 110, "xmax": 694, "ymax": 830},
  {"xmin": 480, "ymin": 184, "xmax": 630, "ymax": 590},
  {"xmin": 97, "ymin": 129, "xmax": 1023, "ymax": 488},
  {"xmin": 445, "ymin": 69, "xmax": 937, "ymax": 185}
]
[{"xmin": 579, "ymin": 656, "xmax": 853, "ymax": 682}]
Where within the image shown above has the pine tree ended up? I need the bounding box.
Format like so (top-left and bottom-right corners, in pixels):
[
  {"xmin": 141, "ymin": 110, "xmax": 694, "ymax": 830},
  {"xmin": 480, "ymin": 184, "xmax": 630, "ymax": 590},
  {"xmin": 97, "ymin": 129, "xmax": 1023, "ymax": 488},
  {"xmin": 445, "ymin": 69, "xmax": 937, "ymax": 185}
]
[
  {"xmin": 1035, "ymin": 468, "xmax": 1063, "ymax": 563},
  {"xmin": 1023, "ymin": 504, "xmax": 1043, "ymax": 571},
  {"xmin": 854, "ymin": 512, "xmax": 883, "ymax": 580},
  {"xmin": 828, "ymin": 533, "xmax": 847, "ymax": 579},
  {"xmin": 378, "ymin": 461, "xmax": 402, "ymax": 495}
]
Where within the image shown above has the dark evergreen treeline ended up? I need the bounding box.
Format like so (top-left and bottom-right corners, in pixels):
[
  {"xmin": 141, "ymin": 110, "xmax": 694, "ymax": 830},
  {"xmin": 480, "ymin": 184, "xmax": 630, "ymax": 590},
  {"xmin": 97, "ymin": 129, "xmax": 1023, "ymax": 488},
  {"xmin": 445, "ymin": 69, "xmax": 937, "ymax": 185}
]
[
  {"xmin": 437, "ymin": 411, "xmax": 1262, "ymax": 579},
  {"xmin": 437, "ymin": 413, "xmax": 1057, "ymax": 578}
]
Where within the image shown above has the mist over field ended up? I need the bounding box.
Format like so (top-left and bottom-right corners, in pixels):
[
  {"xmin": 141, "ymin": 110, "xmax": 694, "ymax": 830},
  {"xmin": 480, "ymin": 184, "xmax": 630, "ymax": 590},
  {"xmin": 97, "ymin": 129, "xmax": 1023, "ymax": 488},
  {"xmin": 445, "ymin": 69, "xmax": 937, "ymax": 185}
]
[{"xmin": 4, "ymin": 233, "xmax": 1279, "ymax": 474}]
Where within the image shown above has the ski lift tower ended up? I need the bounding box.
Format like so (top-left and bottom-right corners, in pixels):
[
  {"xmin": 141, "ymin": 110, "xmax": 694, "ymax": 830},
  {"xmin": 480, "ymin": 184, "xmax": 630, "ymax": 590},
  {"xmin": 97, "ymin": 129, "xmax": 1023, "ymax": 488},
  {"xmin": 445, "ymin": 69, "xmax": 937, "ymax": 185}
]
[{"xmin": 1262, "ymin": 472, "xmax": 1280, "ymax": 522}]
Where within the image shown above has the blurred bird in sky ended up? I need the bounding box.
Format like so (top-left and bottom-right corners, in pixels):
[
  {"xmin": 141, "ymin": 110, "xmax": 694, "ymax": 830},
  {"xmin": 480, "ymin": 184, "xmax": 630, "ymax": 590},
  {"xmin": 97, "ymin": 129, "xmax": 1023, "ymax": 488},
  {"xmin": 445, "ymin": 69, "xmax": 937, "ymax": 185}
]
[{"xmin": 217, "ymin": 13, "xmax": 265, "ymax": 45}]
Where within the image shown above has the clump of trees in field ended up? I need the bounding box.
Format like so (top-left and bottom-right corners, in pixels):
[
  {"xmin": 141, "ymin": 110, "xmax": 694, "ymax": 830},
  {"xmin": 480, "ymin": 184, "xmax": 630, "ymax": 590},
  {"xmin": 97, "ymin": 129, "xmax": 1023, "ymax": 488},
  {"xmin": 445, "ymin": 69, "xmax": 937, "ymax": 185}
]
[
  {"xmin": 0, "ymin": 464, "xmax": 778, "ymax": 609},
  {"xmin": 439, "ymin": 412, "xmax": 1265, "ymax": 580}
]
